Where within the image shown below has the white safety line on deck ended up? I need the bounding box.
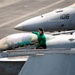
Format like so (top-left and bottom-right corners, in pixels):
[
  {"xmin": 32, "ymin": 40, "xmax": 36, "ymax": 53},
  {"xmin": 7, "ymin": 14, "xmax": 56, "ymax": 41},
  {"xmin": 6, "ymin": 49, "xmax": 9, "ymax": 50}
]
[{"xmin": 0, "ymin": 0, "xmax": 65, "ymax": 28}]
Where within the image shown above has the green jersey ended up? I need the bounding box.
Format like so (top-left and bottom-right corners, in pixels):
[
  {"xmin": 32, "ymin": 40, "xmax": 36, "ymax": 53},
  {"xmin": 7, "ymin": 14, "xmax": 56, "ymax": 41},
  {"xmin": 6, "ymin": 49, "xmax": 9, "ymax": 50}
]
[{"xmin": 32, "ymin": 31, "xmax": 47, "ymax": 49}]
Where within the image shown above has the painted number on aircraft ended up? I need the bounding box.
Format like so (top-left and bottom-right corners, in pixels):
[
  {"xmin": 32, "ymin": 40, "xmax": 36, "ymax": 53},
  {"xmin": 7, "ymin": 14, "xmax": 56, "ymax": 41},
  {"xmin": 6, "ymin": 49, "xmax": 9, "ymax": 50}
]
[{"xmin": 60, "ymin": 14, "xmax": 69, "ymax": 19}]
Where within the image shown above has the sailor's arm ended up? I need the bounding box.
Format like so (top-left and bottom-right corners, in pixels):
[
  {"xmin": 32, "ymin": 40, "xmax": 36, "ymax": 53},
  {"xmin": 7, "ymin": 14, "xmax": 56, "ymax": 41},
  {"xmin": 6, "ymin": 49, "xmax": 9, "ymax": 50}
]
[{"xmin": 32, "ymin": 31, "xmax": 39, "ymax": 35}]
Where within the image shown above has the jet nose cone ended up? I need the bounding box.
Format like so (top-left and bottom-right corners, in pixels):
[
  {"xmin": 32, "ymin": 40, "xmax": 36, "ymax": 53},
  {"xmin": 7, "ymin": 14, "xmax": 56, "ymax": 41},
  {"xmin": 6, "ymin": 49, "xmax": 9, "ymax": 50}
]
[
  {"xmin": 14, "ymin": 24, "xmax": 23, "ymax": 31},
  {"xmin": 14, "ymin": 16, "xmax": 45, "ymax": 31}
]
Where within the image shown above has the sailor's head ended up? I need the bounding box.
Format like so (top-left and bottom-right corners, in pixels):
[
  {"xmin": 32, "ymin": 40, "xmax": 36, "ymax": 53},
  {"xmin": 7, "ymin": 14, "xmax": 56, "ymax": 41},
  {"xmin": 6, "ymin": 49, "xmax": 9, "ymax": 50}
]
[{"xmin": 38, "ymin": 27, "xmax": 44, "ymax": 34}]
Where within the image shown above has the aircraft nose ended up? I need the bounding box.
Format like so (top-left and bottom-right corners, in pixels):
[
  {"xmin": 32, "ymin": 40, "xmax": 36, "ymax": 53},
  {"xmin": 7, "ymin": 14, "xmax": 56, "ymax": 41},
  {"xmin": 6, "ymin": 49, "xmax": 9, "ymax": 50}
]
[
  {"xmin": 0, "ymin": 40, "xmax": 8, "ymax": 51},
  {"xmin": 14, "ymin": 23, "xmax": 23, "ymax": 31},
  {"xmin": 14, "ymin": 16, "xmax": 45, "ymax": 31},
  {"xmin": 14, "ymin": 20, "xmax": 32, "ymax": 31}
]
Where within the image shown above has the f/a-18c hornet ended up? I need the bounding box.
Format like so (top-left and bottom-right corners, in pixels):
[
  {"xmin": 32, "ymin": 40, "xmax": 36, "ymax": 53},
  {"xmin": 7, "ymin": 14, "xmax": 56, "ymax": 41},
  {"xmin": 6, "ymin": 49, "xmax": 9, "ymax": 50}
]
[
  {"xmin": 14, "ymin": 3, "xmax": 75, "ymax": 32},
  {"xmin": 0, "ymin": 32, "xmax": 75, "ymax": 51}
]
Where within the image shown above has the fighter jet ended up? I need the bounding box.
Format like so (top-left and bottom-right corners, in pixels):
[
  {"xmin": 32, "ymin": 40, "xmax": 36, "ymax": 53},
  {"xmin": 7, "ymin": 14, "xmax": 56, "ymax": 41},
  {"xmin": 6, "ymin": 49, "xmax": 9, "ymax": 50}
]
[
  {"xmin": 0, "ymin": 33, "xmax": 52, "ymax": 50},
  {"xmin": 0, "ymin": 33, "xmax": 38, "ymax": 50},
  {"xmin": 1, "ymin": 32, "xmax": 75, "ymax": 51},
  {"xmin": 14, "ymin": 3, "xmax": 75, "ymax": 32}
]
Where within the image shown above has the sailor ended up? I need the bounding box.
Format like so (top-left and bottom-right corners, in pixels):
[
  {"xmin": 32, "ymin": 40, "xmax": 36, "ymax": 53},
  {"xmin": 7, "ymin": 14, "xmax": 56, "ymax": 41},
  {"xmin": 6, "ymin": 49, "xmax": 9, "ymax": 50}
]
[{"xmin": 32, "ymin": 28, "xmax": 47, "ymax": 49}]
